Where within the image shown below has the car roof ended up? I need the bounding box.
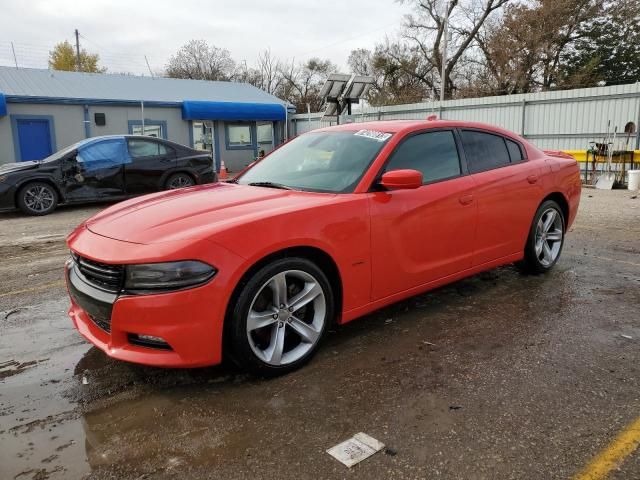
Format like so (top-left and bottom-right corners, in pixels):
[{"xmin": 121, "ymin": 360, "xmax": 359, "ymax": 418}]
[
  {"xmin": 315, "ymin": 119, "xmax": 523, "ymax": 139},
  {"xmin": 70, "ymin": 135, "xmax": 196, "ymax": 151}
]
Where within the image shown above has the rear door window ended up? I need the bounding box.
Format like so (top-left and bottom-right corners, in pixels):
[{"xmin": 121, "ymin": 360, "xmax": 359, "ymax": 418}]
[
  {"xmin": 128, "ymin": 139, "xmax": 168, "ymax": 158},
  {"xmin": 460, "ymin": 130, "xmax": 511, "ymax": 173},
  {"xmin": 385, "ymin": 130, "xmax": 461, "ymax": 184}
]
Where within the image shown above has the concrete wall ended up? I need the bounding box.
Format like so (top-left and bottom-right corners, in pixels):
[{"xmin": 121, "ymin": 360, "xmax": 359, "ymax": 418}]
[
  {"xmin": 86, "ymin": 105, "xmax": 190, "ymax": 145},
  {"xmin": 290, "ymin": 82, "xmax": 640, "ymax": 151},
  {"xmin": 0, "ymin": 103, "xmax": 86, "ymax": 164}
]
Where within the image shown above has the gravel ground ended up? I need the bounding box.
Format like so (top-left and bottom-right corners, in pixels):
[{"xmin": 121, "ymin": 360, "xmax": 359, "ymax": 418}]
[{"xmin": 0, "ymin": 189, "xmax": 639, "ymax": 480}]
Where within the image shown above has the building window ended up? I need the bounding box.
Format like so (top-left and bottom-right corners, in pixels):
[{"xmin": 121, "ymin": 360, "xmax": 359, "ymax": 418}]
[
  {"xmin": 226, "ymin": 123, "xmax": 253, "ymax": 148},
  {"xmin": 128, "ymin": 120, "xmax": 167, "ymax": 139},
  {"xmin": 257, "ymin": 123, "xmax": 273, "ymax": 144}
]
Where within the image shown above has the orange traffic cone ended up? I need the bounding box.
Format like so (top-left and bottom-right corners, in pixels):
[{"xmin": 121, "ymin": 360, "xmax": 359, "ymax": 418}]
[{"xmin": 219, "ymin": 158, "xmax": 228, "ymax": 180}]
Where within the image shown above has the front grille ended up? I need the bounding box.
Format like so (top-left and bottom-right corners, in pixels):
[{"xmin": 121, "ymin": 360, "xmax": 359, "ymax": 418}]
[
  {"xmin": 90, "ymin": 315, "xmax": 111, "ymax": 333},
  {"xmin": 72, "ymin": 253, "xmax": 124, "ymax": 293},
  {"xmin": 128, "ymin": 334, "xmax": 173, "ymax": 350}
]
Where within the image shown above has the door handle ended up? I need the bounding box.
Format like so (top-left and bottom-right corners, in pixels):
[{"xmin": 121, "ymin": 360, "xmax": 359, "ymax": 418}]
[
  {"xmin": 527, "ymin": 174, "xmax": 538, "ymax": 184},
  {"xmin": 459, "ymin": 194, "xmax": 474, "ymax": 206}
]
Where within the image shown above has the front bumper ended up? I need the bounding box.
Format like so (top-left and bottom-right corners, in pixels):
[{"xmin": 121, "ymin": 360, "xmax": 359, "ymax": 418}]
[
  {"xmin": 65, "ymin": 228, "xmax": 245, "ymax": 368},
  {"xmin": 0, "ymin": 182, "xmax": 17, "ymax": 211}
]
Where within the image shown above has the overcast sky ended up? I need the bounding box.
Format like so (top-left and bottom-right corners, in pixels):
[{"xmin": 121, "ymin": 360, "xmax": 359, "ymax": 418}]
[{"xmin": 0, "ymin": 0, "xmax": 411, "ymax": 75}]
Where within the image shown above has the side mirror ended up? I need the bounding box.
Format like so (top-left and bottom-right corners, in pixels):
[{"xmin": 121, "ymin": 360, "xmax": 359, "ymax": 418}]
[{"xmin": 379, "ymin": 169, "xmax": 423, "ymax": 190}]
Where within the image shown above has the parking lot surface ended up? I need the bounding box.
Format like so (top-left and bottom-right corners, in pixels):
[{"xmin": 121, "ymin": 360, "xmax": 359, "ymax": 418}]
[{"xmin": 1, "ymin": 190, "xmax": 639, "ymax": 480}]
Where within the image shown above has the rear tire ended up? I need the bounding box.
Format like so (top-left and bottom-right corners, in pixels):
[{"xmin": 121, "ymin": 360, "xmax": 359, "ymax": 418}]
[
  {"xmin": 520, "ymin": 200, "xmax": 565, "ymax": 274},
  {"xmin": 227, "ymin": 257, "xmax": 334, "ymax": 377},
  {"xmin": 165, "ymin": 173, "xmax": 195, "ymax": 190},
  {"xmin": 17, "ymin": 182, "xmax": 58, "ymax": 216}
]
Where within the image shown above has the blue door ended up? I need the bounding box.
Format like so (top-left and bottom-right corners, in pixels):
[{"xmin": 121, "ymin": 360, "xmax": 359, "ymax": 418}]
[{"xmin": 17, "ymin": 119, "xmax": 53, "ymax": 161}]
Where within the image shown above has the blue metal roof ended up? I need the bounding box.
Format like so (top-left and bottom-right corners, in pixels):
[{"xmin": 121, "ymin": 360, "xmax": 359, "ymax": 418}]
[
  {"xmin": 0, "ymin": 92, "xmax": 6, "ymax": 116},
  {"xmin": 0, "ymin": 67, "xmax": 289, "ymax": 108},
  {"xmin": 182, "ymin": 101, "xmax": 286, "ymax": 121}
]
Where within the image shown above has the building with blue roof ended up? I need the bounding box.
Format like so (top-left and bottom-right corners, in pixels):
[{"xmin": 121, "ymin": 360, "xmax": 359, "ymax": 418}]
[{"xmin": 0, "ymin": 66, "xmax": 293, "ymax": 172}]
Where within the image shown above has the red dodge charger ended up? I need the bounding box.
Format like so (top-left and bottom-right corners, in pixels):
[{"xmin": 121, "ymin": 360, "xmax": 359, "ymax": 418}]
[{"xmin": 65, "ymin": 120, "xmax": 581, "ymax": 375}]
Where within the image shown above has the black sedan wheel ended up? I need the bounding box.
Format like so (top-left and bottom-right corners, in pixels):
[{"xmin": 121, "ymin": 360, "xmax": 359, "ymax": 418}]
[
  {"xmin": 17, "ymin": 182, "xmax": 58, "ymax": 216},
  {"xmin": 166, "ymin": 173, "xmax": 195, "ymax": 190}
]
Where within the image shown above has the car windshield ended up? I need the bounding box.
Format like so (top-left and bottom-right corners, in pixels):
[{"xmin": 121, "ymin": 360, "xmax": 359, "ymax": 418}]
[
  {"xmin": 39, "ymin": 137, "xmax": 104, "ymax": 163},
  {"xmin": 236, "ymin": 130, "xmax": 393, "ymax": 193}
]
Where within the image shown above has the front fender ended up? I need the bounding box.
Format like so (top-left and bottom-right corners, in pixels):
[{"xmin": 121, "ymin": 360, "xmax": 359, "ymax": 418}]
[
  {"xmin": 14, "ymin": 174, "xmax": 67, "ymax": 202},
  {"xmin": 208, "ymin": 196, "xmax": 372, "ymax": 313}
]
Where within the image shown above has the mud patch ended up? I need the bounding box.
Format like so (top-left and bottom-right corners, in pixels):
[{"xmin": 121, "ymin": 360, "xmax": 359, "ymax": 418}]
[{"xmin": 0, "ymin": 359, "xmax": 47, "ymax": 380}]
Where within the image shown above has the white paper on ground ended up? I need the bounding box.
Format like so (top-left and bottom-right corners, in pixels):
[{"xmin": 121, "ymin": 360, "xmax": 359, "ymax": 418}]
[{"xmin": 327, "ymin": 432, "xmax": 385, "ymax": 467}]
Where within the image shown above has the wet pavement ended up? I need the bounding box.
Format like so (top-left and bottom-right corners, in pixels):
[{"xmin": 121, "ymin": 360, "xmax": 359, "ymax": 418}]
[{"xmin": 1, "ymin": 190, "xmax": 639, "ymax": 480}]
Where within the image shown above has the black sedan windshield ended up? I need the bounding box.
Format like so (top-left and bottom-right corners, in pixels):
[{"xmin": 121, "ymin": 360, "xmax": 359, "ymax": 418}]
[{"xmin": 236, "ymin": 130, "xmax": 392, "ymax": 193}]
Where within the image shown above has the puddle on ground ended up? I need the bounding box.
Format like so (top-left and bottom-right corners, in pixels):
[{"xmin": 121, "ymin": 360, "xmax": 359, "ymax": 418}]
[{"xmin": 1, "ymin": 262, "xmax": 623, "ymax": 479}]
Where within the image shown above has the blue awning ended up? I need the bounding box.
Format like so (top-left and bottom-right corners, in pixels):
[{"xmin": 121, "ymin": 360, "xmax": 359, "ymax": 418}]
[
  {"xmin": 182, "ymin": 101, "xmax": 286, "ymax": 121},
  {"xmin": 0, "ymin": 92, "xmax": 6, "ymax": 116}
]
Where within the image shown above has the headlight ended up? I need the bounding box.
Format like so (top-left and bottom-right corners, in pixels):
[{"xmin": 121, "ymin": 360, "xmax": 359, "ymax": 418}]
[
  {"xmin": 124, "ymin": 261, "xmax": 216, "ymax": 293},
  {"xmin": 0, "ymin": 175, "xmax": 6, "ymax": 183}
]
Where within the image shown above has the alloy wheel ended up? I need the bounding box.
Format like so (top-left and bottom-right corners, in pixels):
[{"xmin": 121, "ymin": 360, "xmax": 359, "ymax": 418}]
[
  {"xmin": 246, "ymin": 270, "xmax": 326, "ymax": 366},
  {"xmin": 24, "ymin": 185, "xmax": 55, "ymax": 213},
  {"xmin": 168, "ymin": 175, "xmax": 194, "ymax": 189},
  {"xmin": 535, "ymin": 208, "xmax": 563, "ymax": 267}
]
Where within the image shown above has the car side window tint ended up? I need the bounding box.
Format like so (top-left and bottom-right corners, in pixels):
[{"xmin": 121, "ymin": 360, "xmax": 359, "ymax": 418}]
[
  {"xmin": 460, "ymin": 130, "xmax": 511, "ymax": 173},
  {"xmin": 385, "ymin": 130, "xmax": 461, "ymax": 184},
  {"xmin": 506, "ymin": 139, "xmax": 524, "ymax": 162},
  {"xmin": 128, "ymin": 139, "xmax": 168, "ymax": 158}
]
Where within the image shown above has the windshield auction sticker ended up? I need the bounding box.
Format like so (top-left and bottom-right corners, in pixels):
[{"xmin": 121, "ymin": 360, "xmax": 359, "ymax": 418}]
[{"xmin": 353, "ymin": 130, "xmax": 392, "ymax": 142}]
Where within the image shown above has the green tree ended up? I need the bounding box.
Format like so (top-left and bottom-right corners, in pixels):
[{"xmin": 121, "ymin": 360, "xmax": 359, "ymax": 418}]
[
  {"xmin": 48, "ymin": 40, "xmax": 105, "ymax": 73},
  {"xmin": 562, "ymin": 0, "xmax": 640, "ymax": 86}
]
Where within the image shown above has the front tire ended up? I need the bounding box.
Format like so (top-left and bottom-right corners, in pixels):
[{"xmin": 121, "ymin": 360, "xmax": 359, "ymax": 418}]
[
  {"xmin": 17, "ymin": 182, "xmax": 58, "ymax": 216},
  {"xmin": 227, "ymin": 257, "xmax": 334, "ymax": 376},
  {"xmin": 521, "ymin": 200, "xmax": 565, "ymax": 274}
]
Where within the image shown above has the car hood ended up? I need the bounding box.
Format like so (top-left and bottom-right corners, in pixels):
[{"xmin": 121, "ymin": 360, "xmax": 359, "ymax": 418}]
[
  {"xmin": 85, "ymin": 182, "xmax": 336, "ymax": 245},
  {"xmin": 0, "ymin": 161, "xmax": 41, "ymax": 175}
]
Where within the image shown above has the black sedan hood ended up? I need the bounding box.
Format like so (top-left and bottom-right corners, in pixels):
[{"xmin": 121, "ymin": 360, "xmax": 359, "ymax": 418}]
[
  {"xmin": 0, "ymin": 161, "xmax": 41, "ymax": 175},
  {"xmin": 0, "ymin": 156, "xmax": 63, "ymax": 175}
]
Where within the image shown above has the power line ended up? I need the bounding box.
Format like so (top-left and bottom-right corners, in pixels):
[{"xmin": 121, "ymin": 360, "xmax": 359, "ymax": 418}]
[{"xmin": 0, "ymin": 40, "xmax": 165, "ymax": 74}]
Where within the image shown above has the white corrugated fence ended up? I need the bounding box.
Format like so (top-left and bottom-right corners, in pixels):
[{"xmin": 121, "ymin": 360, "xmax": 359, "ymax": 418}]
[{"xmin": 289, "ymin": 83, "xmax": 640, "ymax": 151}]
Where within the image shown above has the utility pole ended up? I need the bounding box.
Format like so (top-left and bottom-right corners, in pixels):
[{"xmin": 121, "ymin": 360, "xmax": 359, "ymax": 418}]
[
  {"xmin": 10, "ymin": 42, "xmax": 18, "ymax": 69},
  {"xmin": 440, "ymin": 1, "xmax": 450, "ymax": 102},
  {"xmin": 74, "ymin": 29, "xmax": 81, "ymax": 72},
  {"xmin": 145, "ymin": 55, "xmax": 154, "ymax": 78}
]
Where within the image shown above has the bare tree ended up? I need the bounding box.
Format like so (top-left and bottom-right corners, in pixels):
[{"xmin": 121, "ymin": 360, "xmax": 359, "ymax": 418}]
[
  {"xmin": 473, "ymin": 0, "xmax": 605, "ymax": 95},
  {"xmin": 397, "ymin": 0, "xmax": 511, "ymax": 98},
  {"xmin": 249, "ymin": 49, "xmax": 285, "ymax": 95},
  {"xmin": 280, "ymin": 58, "xmax": 338, "ymax": 112},
  {"xmin": 348, "ymin": 46, "xmax": 430, "ymax": 105},
  {"xmin": 166, "ymin": 40, "xmax": 236, "ymax": 81}
]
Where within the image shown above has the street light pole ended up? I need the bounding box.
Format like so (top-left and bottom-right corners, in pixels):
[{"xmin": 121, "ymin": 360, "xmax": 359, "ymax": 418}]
[
  {"xmin": 440, "ymin": 1, "xmax": 450, "ymax": 102},
  {"xmin": 74, "ymin": 29, "xmax": 81, "ymax": 72}
]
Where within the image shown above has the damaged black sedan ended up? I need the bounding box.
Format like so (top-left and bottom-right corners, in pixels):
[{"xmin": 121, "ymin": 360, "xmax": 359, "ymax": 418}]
[{"xmin": 0, "ymin": 135, "xmax": 215, "ymax": 215}]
